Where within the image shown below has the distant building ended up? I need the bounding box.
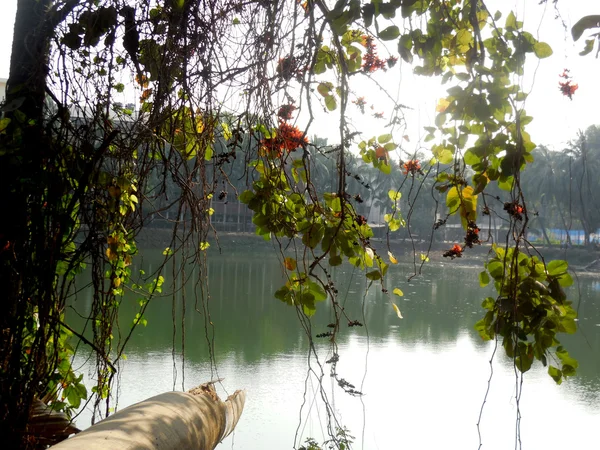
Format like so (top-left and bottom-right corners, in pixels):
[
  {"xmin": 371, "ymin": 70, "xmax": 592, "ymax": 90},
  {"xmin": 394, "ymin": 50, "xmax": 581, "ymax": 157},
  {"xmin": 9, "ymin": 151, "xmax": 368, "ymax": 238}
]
[{"xmin": 0, "ymin": 77, "xmax": 6, "ymax": 103}]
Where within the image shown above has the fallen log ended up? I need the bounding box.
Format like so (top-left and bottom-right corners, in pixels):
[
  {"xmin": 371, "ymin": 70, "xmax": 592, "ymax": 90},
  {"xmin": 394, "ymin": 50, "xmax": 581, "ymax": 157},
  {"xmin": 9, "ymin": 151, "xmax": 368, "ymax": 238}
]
[{"xmin": 50, "ymin": 381, "xmax": 245, "ymax": 450}]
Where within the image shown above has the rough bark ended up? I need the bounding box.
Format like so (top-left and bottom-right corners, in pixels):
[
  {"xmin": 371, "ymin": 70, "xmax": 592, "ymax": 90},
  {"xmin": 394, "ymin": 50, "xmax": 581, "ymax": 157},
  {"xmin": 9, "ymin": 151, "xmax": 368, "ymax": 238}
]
[
  {"xmin": 1, "ymin": 1, "xmax": 81, "ymax": 447},
  {"xmin": 49, "ymin": 382, "xmax": 245, "ymax": 450},
  {"xmin": 1, "ymin": 1, "xmax": 54, "ymax": 446}
]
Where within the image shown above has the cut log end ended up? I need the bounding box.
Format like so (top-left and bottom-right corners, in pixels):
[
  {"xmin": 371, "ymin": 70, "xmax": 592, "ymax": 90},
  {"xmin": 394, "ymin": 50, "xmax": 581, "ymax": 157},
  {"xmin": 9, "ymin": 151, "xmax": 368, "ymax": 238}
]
[{"xmin": 49, "ymin": 381, "xmax": 246, "ymax": 450}]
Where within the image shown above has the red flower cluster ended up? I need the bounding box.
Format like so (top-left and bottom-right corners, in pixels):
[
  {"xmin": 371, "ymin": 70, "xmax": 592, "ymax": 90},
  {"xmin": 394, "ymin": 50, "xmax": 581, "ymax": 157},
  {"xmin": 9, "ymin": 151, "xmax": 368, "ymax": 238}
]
[
  {"xmin": 277, "ymin": 56, "xmax": 298, "ymax": 81},
  {"xmin": 402, "ymin": 159, "xmax": 422, "ymax": 176},
  {"xmin": 559, "ymin": 69, "xmax": 578, "ymax": 99},
  {"xmin": 362, "ymin": 36, "xmax": 387, "ymax": 73},
  {"xmin": 353, "ymin": 96, "xmax": 367, "ymax": 114},
  {"xmin": 465, "ymin": 221, "xmax": 480, "ymax": 248},
  {"xmin": 355, "ymin": 214, "xmax": 367, "ymax": 226},
  {"xmin": 443, "ymin": 244, "xmax": 464, "ymax": 259},
  {"xmin": 277, "ymin": 104, "xmax": 296, "ymax": 120},
  {"xmin": 261, "ymin": 121, "xmax": 308, "ymax": 157},
  {"xmin": 504, "ymin": 201, "xmax": 524, "ymax": 220}
]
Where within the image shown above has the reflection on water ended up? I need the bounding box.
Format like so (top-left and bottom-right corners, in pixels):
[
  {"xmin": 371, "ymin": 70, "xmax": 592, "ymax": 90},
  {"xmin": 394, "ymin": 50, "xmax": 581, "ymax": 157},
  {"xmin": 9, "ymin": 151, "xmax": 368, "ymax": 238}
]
[{"xmin": 67, "ymin": 250, "xmax": 600, "ymax": 449}]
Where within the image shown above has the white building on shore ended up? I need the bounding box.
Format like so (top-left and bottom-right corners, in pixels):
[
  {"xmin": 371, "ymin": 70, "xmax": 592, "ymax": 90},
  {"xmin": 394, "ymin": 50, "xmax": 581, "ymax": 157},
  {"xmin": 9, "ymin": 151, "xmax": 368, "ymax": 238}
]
[{"xmin": 0, "ymin": 77, "xmax": 7, "ymax": 103}]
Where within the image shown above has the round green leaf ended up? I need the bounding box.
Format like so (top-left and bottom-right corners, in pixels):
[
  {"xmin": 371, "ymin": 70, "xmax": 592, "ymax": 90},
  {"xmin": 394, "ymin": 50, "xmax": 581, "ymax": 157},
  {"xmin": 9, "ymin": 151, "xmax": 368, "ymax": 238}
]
[{"xmin": 533, "ymin": 42, "xmax": 553, "ymax": 58}]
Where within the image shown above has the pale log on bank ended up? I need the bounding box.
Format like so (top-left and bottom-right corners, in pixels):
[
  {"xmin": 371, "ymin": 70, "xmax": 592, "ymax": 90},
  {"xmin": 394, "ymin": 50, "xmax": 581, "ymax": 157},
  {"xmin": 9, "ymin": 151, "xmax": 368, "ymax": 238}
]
[{"xmin": 49, "ymin": 381, "xmax": 245, "ymax": 450}]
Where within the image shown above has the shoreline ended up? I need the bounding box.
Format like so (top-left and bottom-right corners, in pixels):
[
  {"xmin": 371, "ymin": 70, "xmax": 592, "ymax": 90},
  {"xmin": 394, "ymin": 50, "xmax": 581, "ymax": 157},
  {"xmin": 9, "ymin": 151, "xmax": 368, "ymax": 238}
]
[{"xmin": 135, "ymin": 227, "xmax": 600, "ymax": 275}]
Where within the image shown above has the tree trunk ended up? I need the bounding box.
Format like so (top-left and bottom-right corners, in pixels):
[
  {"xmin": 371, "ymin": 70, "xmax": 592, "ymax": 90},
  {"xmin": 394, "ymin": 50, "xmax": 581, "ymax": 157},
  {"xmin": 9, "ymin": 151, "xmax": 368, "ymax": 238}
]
[
  {"xmin": 1, "ymin": 1, "xmax": 80, "ymax": 447},
  {"xmin": 537, "ymin": 214, "xmax": 553, "ymax": 247},
  {"xmin": 1, "ymin": 1, "xmax": 54, "ymax": 446},
  {"xmin": 49, "ymin": 382, "xmax": 245, "ymax": 450}
]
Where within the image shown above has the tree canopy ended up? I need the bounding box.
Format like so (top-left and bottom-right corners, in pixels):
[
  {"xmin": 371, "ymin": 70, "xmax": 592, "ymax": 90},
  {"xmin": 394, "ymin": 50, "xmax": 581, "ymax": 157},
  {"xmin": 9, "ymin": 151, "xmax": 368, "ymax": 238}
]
[{"xmin": 1, "ymin": 0, "xmax": 598, "ymax": 448}]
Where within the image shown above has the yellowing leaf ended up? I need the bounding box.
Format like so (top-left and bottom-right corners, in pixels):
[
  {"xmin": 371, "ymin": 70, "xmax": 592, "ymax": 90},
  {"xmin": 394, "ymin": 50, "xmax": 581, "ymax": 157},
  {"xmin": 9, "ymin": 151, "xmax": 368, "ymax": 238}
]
[
  {"xmin": 420, "ymin": 253, "xmax": 430, "ymax": 262},
  {"xmin": 388, "ymin": 251, "xmax": 398, "ymax": 264},
  {"xmin": 393, "ymin": 288, "xmax": 403, "ymax": 296},
  {"xmin": 221, "ymin": 122, "xmax": 232, "ymax": 140},
  {"xmin": 199, "ymin": 242, "xmax": 210, "ymax": 251},
  {"xmin": 436, "ymin": 98, "xmax": 450, "ymax": 113},
  {"xmin": 392, "ymin": 302, "xmax": 403, "ymax": 319},
  {"xmin": 388, "ymin": 189, "xmax": 401, "ymax": 202},
  {"xmin": 284, "ymin": 257, "xmax": 297, "ymax": 271},
  {"xmin": 196, "ymin": 117, "xmax": 204, "ymax": 133}
]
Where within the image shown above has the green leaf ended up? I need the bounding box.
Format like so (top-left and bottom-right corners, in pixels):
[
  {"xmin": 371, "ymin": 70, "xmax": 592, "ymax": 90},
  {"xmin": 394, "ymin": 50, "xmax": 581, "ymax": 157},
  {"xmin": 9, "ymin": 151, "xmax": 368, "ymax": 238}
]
[
  {"xmin": 571, "ymin": 15, "xmax": 600, "ymax": 41},
  {"xmin": 366, "ymin": 270, "xmax": 382, "ymax": 281},
  {"xmin": 579, "ymin": 38, "xmax": 595, "ymax": 56},
  {"xmin": 379, "ymin": 161, "xmax": 391, "ymax": 175},
  {"xmin": 479, "ymin": 271, "xmax": 490, "ymax": 287},
  {"xmin": 463, "ymin": 149, "xmax": 480, "ymax": 166},
  {"xmin": 437, "ymin": 148, "xmax": 453, "ymax": 165},
  {"xmin": 378, "ymin": 133, "xmax": 393, "ymax": 144},
  {"xmin": 435, "ymin": 113, "xmax": 447, "ymax": 128},
  {"xmin": 274, "ymin": 286, "xmax": 290, "ymax": 302},
  {"xmin": 487, "ymin": 260, "xmax": 504, "ymax": 279},
  {"xmin": 317, "ymin": 82, "xmax": 331, "ymax": 97},
  {"xmin": 548, "ymin": 365, "xmax": 563, "ymax": 384},
  {"xmin": 559, "ymin": 318, "xmax": 577, "ymax": 334},
  {"xmin": 505, "ymin": 11, "xmax": 517, "ymax": 30},
  {"xmin": 556, "ymin": 347, "xmax": 579, "ymax": 370},
  {"xmin": 307, "ymin": 280, "xmax": 327, "ymax": 301},
  {"xmin": 547, "ymin": 260, "xmax": 568, "ymax": 276},
  {"xmin": 204, "ymin": 145, "xmax": 213, "ymax": 161},
  {"xmin": 378, "ymin": 25, "xmax": 400, "ymax": 41},
  {"xmin": 238, "ymin": 190, "xmax": 254, "ymax": 204},
  {"xmin": 325, "ymin": 95, "xmax": 337, "ymax": 111},
  {"xmin": 557, "ymin": 272, "xmax": 573, "ymax": 287},
  {"xmin": 456, "ymin": 29, "xmax": 473, "ymax": 46},
  {"xmin": 515, "ymin": 344, "xmax": 533, "ymax": 372},
  {"xmin": 446, "ymin": 186, "xmax": 460, "ymax": 210},
  {"xmin": 481, "ymin": 297, "xmax": 495, "ymax": 310},
  {"xmin": 329, "ymin": 254, "xmax": 343, "ymax": 266},
  {"xmin": 533, "ymin": 42, "xmax": 553, "ymax": 58},
  {"xmin": 398, "ymin": 34, "xmax": 413, "ymax": 63}
]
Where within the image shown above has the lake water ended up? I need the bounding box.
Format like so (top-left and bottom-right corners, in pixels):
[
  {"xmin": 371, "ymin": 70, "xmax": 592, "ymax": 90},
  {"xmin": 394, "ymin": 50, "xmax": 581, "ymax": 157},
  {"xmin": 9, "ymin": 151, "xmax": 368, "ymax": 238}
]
[{"xmin": 67, "ymin": 248, "xmax": 600, "ymax": 449}]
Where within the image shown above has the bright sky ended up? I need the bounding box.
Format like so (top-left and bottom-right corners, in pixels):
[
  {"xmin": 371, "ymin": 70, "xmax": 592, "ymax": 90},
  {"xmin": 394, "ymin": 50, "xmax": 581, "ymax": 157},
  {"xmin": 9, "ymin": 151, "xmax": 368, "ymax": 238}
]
[{"xmin": 0, "ymin": 0, "xmax": 598, "ymax": 149}]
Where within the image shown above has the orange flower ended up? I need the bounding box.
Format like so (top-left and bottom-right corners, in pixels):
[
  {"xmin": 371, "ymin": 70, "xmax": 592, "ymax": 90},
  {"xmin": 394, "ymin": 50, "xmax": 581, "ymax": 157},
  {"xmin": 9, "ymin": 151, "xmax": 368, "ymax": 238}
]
[
  {"xmin": 362, "ymin": 36, "xmax": 387, "ymax": 73},
  {"xmin": 353, "ymin": 97, "xmax": 367, "ymax": 114},
  {"xmin": 402, "ymin": 159, "xmax": 421, "ymax": 175},
  {"xmin": 443, "ymin": 243, "xmax": 464, "ymax": 259},
  {"xmin": 261, "ymin": 121, "xmax": 308, "ymax": 157},
  {"xmin": 559, "ymin": 82, "xmax": 578, "ymax": 99},
  {"xmin": 558, "ymin": 69, "xmax": 578, "ymax": 100},
  {"xmin": 277, "ymin": 104, "xmax": 296, "ymax": 120}
]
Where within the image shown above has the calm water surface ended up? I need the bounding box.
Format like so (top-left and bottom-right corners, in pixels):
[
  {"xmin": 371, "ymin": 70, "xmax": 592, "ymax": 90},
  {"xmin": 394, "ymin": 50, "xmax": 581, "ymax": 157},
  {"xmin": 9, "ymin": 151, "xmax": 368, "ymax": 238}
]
[{"xmin": 67, "ymin": 249, "xmax": 600, "ymax": 449}]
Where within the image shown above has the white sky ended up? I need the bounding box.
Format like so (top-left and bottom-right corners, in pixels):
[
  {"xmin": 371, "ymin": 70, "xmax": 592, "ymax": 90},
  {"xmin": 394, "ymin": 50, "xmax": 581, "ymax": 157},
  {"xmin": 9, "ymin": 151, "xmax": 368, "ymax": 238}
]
[{"xmin": 0, "ymin": 0, "xmax": 598, "ymax": 149}]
